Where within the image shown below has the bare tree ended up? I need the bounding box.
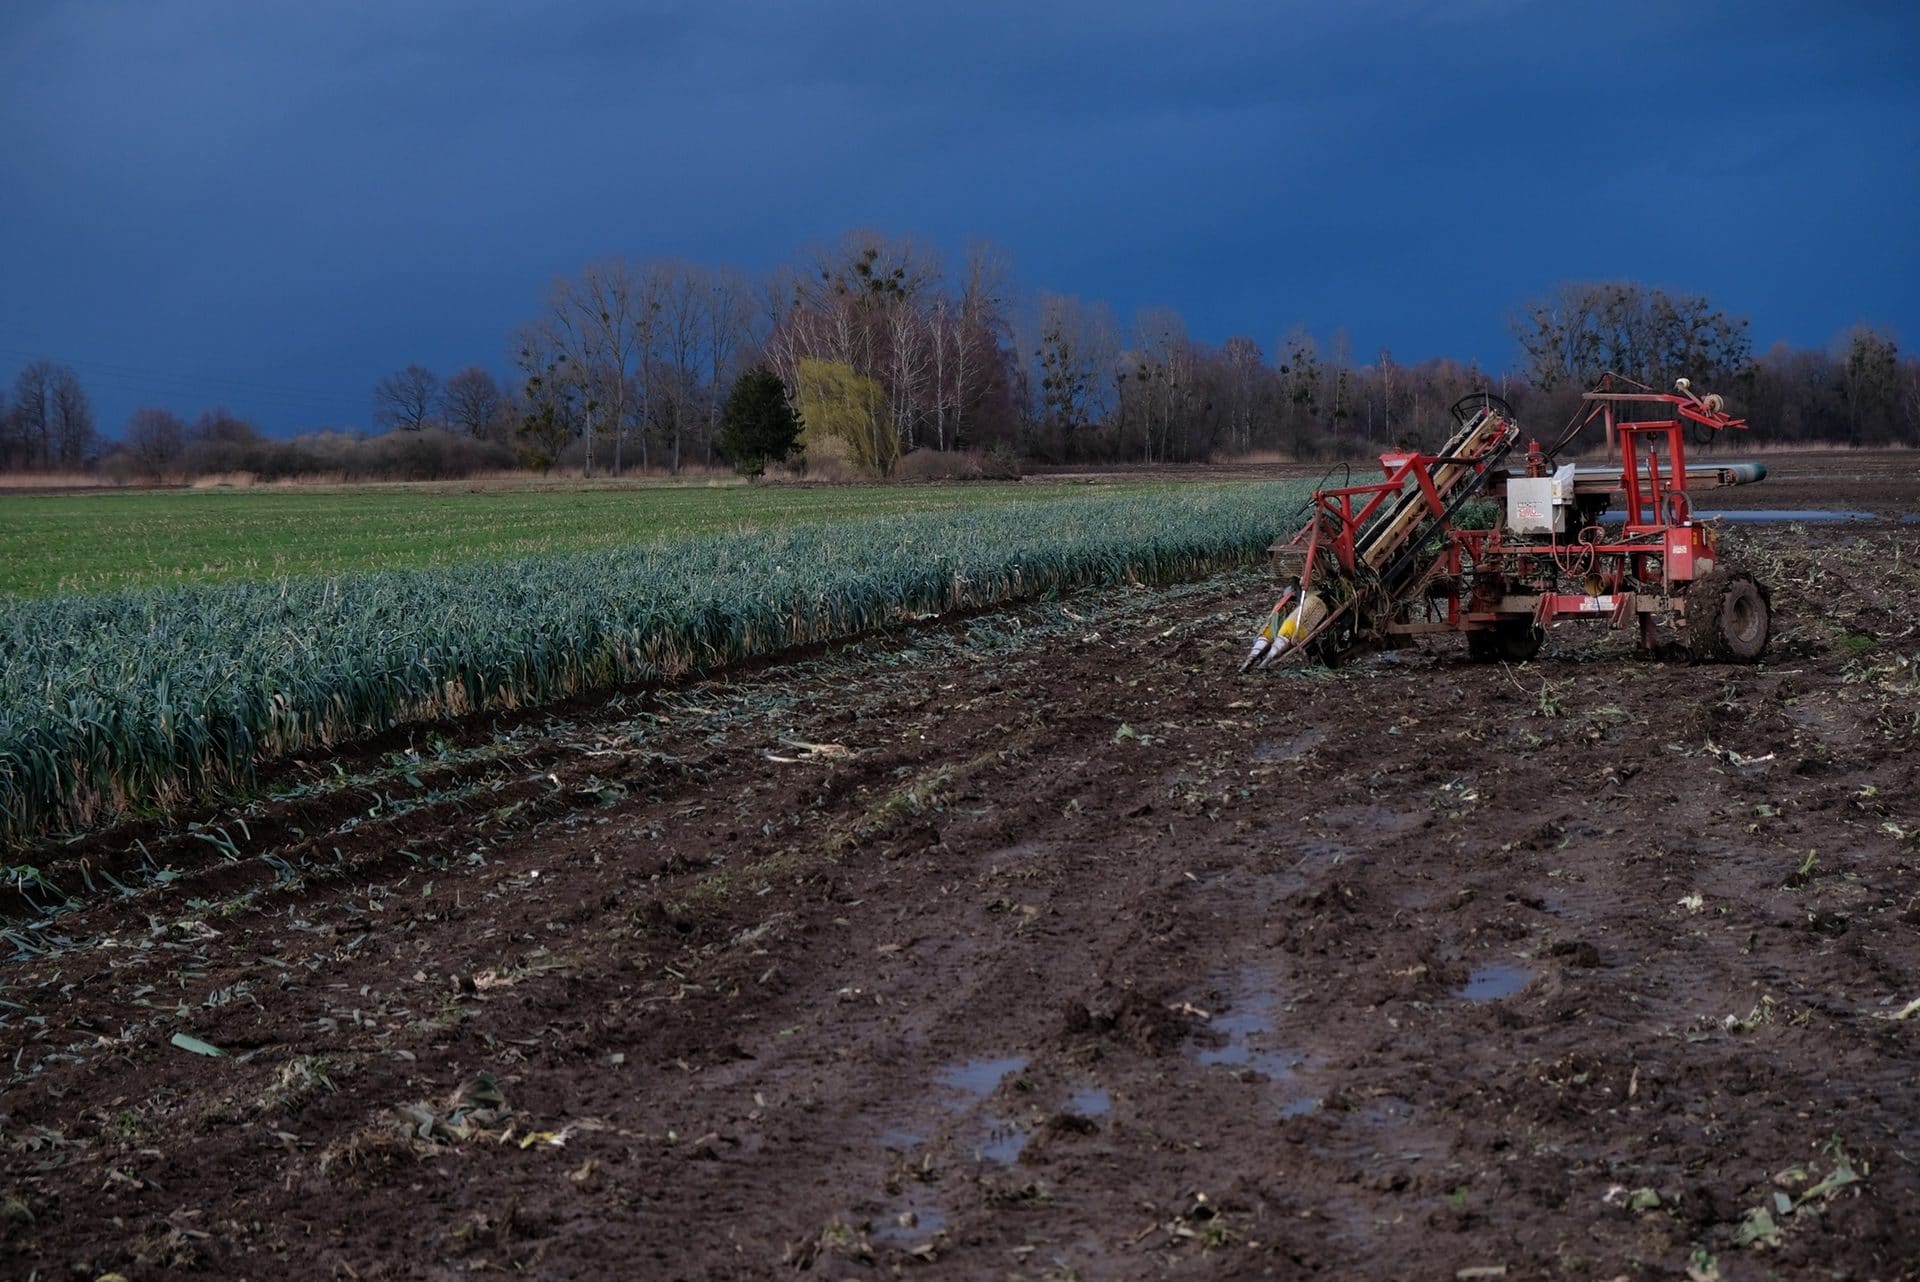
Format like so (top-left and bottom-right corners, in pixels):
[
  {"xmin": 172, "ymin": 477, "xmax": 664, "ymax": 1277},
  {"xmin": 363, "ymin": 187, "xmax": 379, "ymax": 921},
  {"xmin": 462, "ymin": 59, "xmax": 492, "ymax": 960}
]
[
  {"xmin": 949, "ymin": 241, "xmax": 1011, "ymax": 450},
  {"xmin": 549, "ymin": 259, "xmax": 662, "ymax": 475},
  {"xmin": 928, "ymin": 297, "xmax": 955, "ymax": 451},
  {"xmin": 1275, "ymin": 327, "xmax": 1321, "ymax": 451},
  {"xmin": 1513, "ymin": 282, "xmax": 1749, "ymax": 396},
  {"xmin": 1374, "ymin": 347, "xmax": 1400, "ymax": 443},
  {"xmin": 918, "ymin": 241, "xmax": 1013, "ymax": 453},
  {"xmin": 513, "ymin": 321, "xmax": 582, "ymax": 470},
  {"xmin": 52, "ymin": 371, "xmax": 94, "ymax": 466},
  {"xmin": 655, "ymin": 261, "xmax": 705, "ymax": 472},
  {"xmin": 0, "ymin": 386, "xmax": 15, "ymax": 469},
  {"xmin": 1220, "ymin": 336, "xmax": 1264, "ymax": 454},
  {"xmin": 498, "ymin": 240, "xmax": 1920, "ymax": 464},
  {"xmin": 124, "ymin": 407, "xmax": 187, "ymax": 477},
  {"xmin": 1327, "ymin": 328, "xmax": 1355, "ymax": 440},
  {"xmin": 1904, "ymin": 355, "xmax": 1920, "ymax": 445},
  {"xmin": 185, "ymin": 407, "xmax": 263, "ymax": 473},
  {"xmin": 1028, "ymin": 292, "xmax": 1118, "ymax": 452},
  {"xmin": 757, "ymin": 264, "xmax": 808, "ymax": 395},
  {"xmin": 442, "ymin": 366, "xmax": 505, "ymax": 439},
  {"xmin": 885, "ymin": 301, "xmax": 930, "ymax": 450},
  {"xmin": 701, "ymin": 265, "xmax": 756, "ymax": 464},
  {"xmin": 11, "ymin": 361, "xmax": 54, "ymax": 466},
  {"xmin": 1130, "ymin": 307, "xmax": 1191, "ymax": 462},
  {"xmin": 11, "ymin": 361, "xmax": 94, "ymax": 468},
  {"xmin": 373, "ymin": 364, "xmax": 441, "ymax": 431},
  {"xmin": 772, "ymin": 230, "xmax": 943, "ymax": 418},
  {"xmin": 193, "ymin": 407, "xmax": 261, "ymax": 445},
  {"xmin": 1841, "ymin": 325, "xmax": 1900, "ymax": 447}
]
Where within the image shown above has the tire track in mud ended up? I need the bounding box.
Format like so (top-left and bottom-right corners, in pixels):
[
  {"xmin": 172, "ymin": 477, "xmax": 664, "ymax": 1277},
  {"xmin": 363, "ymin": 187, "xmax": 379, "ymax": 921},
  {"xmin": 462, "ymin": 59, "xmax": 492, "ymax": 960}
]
[{"xmin": 5, "ymin": 528, "xmax": 1920, "ymax": 1280}]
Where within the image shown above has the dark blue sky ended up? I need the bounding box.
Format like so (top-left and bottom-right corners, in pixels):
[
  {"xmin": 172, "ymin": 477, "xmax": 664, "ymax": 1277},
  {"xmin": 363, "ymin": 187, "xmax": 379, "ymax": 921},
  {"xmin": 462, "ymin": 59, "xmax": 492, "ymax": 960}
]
[{"xmin": 4, "ymin": 0, "xmax": 1916, "ymax": 436}]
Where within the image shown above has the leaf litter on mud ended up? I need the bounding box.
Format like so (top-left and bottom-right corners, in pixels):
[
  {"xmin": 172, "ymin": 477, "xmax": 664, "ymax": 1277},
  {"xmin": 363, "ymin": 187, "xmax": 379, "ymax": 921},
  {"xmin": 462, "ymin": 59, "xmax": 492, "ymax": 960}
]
[
  {"xmin": 167, "ymin": 1031, "xmax": 224, "ymax": 1057},
  {"xmin": 7, "ymin": 516, "xmax": 1920, "ymax": 1278}
]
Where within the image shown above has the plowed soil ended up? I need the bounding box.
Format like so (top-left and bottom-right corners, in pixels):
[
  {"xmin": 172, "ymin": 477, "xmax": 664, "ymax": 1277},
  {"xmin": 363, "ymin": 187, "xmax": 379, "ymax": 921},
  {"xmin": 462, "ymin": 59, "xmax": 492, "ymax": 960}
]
[{"xmin": 4, "ymin": 462, "xmax": 1919, "ymax": 1281}]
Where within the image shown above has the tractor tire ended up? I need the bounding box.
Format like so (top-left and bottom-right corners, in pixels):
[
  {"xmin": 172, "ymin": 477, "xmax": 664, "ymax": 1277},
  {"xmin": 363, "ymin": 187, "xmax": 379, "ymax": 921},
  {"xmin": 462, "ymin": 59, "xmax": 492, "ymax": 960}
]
[
  {"xmin": 1687, "ymin": 570, "xmax": 1770, "ymax": 662},
  {"xmin": 1494, "ymin": 620, "xmax": 1545, "ymax": 662},
  {"xmin": 1466, "ymin": 621, "xmax": 1542, "ymax": 663}
]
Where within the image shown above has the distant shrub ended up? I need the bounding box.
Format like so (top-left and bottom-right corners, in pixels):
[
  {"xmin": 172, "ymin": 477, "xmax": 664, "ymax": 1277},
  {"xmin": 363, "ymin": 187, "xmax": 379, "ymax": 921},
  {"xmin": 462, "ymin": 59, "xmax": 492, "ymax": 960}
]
[
  {"xmin": 178, "ymin": 427, "xmax": 518, "ymax": 483},
  {"xmin": 799, "ymin": 433, "xmax": 865, "ymax": 484},
  {"xmin": 362, "ymin": 428, "xmax": 517, "ymax": 481},
  {"xmin": 892, "ymin": 447, "xmax": 1025, "ymax": 483},
  {"xmin": 981, "ymin": 443, "xmax": 1024, "ymax": 479}
]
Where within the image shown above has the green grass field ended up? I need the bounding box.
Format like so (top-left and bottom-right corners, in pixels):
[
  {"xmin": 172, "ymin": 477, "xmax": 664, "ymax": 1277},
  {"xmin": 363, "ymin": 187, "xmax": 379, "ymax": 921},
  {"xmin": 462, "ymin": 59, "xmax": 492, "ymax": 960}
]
[{"xmin": 0, "ymin": 478, "xmax": 1176, "ymax": 596}]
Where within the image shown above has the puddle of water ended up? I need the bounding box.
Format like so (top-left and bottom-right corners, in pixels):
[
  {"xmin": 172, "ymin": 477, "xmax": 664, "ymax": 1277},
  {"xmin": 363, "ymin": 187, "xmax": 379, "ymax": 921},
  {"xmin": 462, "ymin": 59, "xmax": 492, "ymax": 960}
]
[
  {"xmin": 871, "ymin": 1201, "xmax": 948, "ymax": 1246},
  {"xmin": 1067, "ymin": 1086, "xmax": 1112, "ymax": 1117},
  {"xmin": 975, "ymin": 1119, "xmax": 1028, "ymax": 1165},
  {"xmin": 1318, "ymin": 803, "xmax": 1425, "ymax": 836},
  {"xmin": 1601, "ymin": 508, "xmax": 1878, "ymax": 524},
  {"xmin": 1458, "ymin": 963, "xmax": 1533, "ymax": 1002},
  {"xmin": 936, "ymin": 1055, "xmax": 1027, "ymax": 1106},
  {"xmin": 1290, "ymin": 838, "xmax": 1349, "ymax": 864},
  {"xmin": 878, "ymin": 1127, "xmax": 923, "ymax": 1152},
  {"xmin": 1183, "ymin": 971, "xmax": 1321, "ymax": 1115},
  {"xmin": 1192, "ymin": 990, "xmax": 1299, "ymax": 1080},
  {"xmin": 1194, "ymin": 867, "xmax": 1306, "ymax": 909},
  {"xmin": 1254, "ymin": 728, "xmax": 1325, "ymax": 762}
]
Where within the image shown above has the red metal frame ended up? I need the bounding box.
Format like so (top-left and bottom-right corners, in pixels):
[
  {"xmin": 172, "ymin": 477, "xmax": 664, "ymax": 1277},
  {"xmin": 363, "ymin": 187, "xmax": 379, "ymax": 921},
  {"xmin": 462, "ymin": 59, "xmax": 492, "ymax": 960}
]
[
  {"xmin": 1289, "ymin": 431, "xmax": 1512, "ymax": 607},
  {"xmin": 1276, "ymin": 379, "xmax": 1750, "ymax": 657}
]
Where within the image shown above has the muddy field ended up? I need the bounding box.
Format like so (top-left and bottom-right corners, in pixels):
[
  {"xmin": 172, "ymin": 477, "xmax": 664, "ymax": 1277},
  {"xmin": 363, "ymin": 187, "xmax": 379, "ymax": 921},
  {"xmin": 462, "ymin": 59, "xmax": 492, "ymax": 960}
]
[
  {"xmin": 4, "ymin": 459, "xmax": 1919, "ymax": 1280},
  {"xmin": 1057, "ymin": 448, "xmax": 1920, "ymax": 521}
]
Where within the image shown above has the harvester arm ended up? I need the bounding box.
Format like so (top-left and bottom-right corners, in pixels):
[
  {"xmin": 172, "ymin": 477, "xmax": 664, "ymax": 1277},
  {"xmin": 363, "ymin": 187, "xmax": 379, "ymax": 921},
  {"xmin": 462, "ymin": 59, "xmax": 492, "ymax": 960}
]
[
  {"xmin": 1244, "ymin": 405, "xmax": 1515, "ymax": 669},
  {"xmin": 1355, "ymin": 409, "xmax": 1513, "ymax": 577}
]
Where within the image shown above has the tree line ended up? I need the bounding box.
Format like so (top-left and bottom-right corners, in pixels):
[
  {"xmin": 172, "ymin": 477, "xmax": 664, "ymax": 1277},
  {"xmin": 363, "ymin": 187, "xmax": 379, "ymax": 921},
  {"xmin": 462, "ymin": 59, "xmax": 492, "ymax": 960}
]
[
  {"xmin": 482, "ymin": 236, "xmax": 1919, "ymax": 476},
  {"xmin": 6, "ymin": 232, "xmax": 1916, "ymax": 481},
  {"xmin": 0, "ymin": 360, "xmax": 97, "ymax": 471}
]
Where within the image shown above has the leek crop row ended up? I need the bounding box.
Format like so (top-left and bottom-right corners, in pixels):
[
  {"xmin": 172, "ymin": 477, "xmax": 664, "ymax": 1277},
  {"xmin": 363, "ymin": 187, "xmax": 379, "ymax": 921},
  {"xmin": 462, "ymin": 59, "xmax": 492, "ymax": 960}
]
[{"xmin": 0, "ymin": 482, "xmax": 1306, "ymax": 843}]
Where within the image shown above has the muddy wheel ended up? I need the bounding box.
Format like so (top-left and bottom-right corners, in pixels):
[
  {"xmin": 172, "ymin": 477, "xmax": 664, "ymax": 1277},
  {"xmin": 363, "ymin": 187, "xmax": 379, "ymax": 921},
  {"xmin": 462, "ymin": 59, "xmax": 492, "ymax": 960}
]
[
  {"xmin": 1687, "ymin": 570, "xmax": 1770, "ymax": 662},
  {"xmin": 1466, "ymin": 621, "xmax": 1540, "ymax": 663},
  {"xmin": 1494, "ymin": 620, "xmax": 1544, "ymax": 662}
]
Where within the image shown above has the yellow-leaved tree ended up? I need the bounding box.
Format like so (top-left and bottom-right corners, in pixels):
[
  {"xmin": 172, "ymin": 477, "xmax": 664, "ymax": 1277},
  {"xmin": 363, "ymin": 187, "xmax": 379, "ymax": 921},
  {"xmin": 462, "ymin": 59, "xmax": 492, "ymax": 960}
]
[{"xmin": 795, "ymin": 357, "xmax": 899, "ymax": 478}]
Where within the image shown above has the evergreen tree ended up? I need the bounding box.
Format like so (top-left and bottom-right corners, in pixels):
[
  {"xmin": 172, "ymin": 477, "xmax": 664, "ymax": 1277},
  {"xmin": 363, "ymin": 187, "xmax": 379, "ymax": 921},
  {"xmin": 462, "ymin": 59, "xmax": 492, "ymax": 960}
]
[{"xmin": 714, "ymin": 366, "xmax": 801, "ymax": 473}]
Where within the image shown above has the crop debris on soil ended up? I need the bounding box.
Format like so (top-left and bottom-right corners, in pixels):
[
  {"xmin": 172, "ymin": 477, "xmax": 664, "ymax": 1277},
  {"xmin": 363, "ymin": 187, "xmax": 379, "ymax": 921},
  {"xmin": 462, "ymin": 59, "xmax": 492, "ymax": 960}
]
[{"xmin": 2, "ymin": 459, "xmax": 1918, "ymax": 1279}]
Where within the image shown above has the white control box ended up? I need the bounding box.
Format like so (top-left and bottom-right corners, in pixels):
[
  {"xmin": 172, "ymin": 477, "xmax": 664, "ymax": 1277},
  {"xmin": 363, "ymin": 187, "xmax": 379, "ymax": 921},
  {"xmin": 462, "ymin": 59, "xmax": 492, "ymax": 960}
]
[{"xmin": 1506, "ymin": 477, "xmax": 1561, "ymax": 535}]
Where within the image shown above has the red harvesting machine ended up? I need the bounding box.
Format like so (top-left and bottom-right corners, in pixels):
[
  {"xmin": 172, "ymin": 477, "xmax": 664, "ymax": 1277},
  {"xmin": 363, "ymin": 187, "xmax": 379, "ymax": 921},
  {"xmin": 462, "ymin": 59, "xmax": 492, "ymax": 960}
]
[{"xmin": 1241, "ymin": 375, "xmax": 1773, "ymax": 670}]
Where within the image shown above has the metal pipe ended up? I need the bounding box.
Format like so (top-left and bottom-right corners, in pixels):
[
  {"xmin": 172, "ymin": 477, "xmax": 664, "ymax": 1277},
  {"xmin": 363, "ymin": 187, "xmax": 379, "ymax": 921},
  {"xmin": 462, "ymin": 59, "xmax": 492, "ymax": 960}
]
[{"xmin": 1567, "ymin": 461, "xmax": 1766, "ymax": 488}]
